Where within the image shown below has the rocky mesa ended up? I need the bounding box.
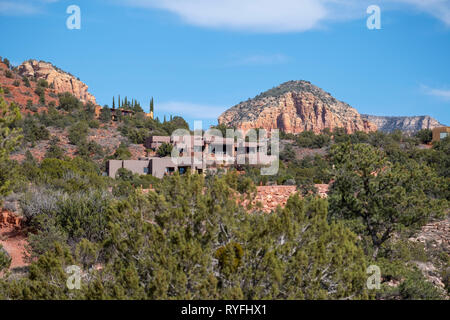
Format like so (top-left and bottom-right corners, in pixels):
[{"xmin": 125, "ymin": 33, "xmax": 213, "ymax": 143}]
[
  {"xmin": 218, "ymin": 81, "xmax": 377, "ymax": 134},
  {"xmin": 361, "ymin": 114, "xmax": 444, "ymax": 134},
  {"xmin": 17, "ymin": 59, "xmax": 96, "ymax": 104}
]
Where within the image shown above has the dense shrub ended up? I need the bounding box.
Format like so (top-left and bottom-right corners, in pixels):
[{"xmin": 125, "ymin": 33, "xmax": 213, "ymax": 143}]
[
  {"xmin": 22, "ymin": 117, "xmax": 50, "ymax": 143},
  {"xmin": 109, "ymin": 143, "xmax": 132, "ymax": 160},
  {"xmin": 22, "ymin": 76, "xmax": 31, "ymax": 87},
  {"xmin": 4, "ymin": 70, "xmax": 13, "ymax": 78},
  {"xmin": 37, "ymin": 79, "xmax": 49, "ymax": 88},
  {"xmin": 0, "ymin": 245, "xmax": 11, "ymax": 272},
  {"xmin": 156, "ymin": 142, "xmax": 173, "ymax": 157},
  {"xmin": 45, "ymin": 136, "xmax": 65, "ymax": 160},
  {"xmin": 38, "ymin": 93, "xmax": 45, "ymax": 105},
  {"xmin": 34, "ymin": 86, "xmax": 45, "ymax": 96},
  {"xmin": 2, "ymin": 58, "xmax": 11, "ymax": 69},
  {"xmin": 68, "ymin": 121, "xmax": 89, "ymax": 145},
  {"xmin": 58, "ymin": 92, "xmax": 83, "ymax": 112},
  {"xmin": 99, "ymin": 106, "xmax": 111, "ymax": 123},
  {"xmin": 295, "ymin": 130, "xmax": 331, "ymax": 148},
  {"xmin": 416, "ymin": 129, "xmax": 433, "ymax": 144}
]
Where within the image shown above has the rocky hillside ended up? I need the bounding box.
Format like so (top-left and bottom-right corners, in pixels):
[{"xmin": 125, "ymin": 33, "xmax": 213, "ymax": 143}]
[
  {"xmin": 17, "ymin": 60, "xmax": 96, "ymax": 104},
  {"xmin": 0, "ymin": 57, "xmax": 146, "ymax": 162},
  {"xmin": 1, "ymin": 60, "xmax": 56, "ymax": 112},
  {"xmin": 361, "ymin": 114, "xmax": 444, "ymax": 134},
  {"xmin": 218, "ymin": 81, "xmax": 378, "ymax": 134},
  {"xmin": 0, "ymin": 58, "xmax": 97, "ymax": 115}
]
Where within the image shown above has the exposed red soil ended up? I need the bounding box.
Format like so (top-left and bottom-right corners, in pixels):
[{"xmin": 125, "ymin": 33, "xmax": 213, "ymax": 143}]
[
  {"xmin": 0, "ymin": 61, "xmax": 57, "ymax": 112},
  {"xmin": 0, "ymin": 210, "xmax": 28, "ymax": 269},
  {"xmin": 244, "ymin": 184, "xmax": 330, "ymax": 213}
]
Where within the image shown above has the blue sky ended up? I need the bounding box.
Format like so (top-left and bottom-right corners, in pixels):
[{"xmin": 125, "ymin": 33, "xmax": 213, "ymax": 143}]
[{"xmin": 1, "ymin": 0, "xmax": 449, "ymax": 128}]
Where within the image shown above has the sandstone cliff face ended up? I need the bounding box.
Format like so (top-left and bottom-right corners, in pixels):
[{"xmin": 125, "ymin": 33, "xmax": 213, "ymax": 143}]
[
  {"xmin": 17, "ymin": 60, "xmax": 96, "ymax": 104},
  {"xmin": 360, "ymin": 114, "xmax": 444, "ymax": 134},
  {"xmin": 218, "ymin": 81, "xmax": 377, "ymax": 134}
]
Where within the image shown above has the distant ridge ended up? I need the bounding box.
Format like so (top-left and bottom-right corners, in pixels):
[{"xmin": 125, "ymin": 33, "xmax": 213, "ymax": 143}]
[{"xmin": 361, "ymin": 114, "xmax": 444, "ymax": 134}]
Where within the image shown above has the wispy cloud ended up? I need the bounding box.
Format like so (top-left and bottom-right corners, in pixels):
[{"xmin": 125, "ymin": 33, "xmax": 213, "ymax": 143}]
[
  {"xmin": 422, "ymin": 84, "xmax": 450, "ymax": 101},
  {"xmin": 127, "ymin": 0, "xmax": 328, "ymax": 32},
  {"xmin": 0, "ymin": 0, "xmax": 58, "ymax": 16},
  {"xmin": 394, "ymin": 0, "xmax": 450, "ymax": 26},
  {"xmin": 0, "ymin": 1, "xmax": 40, "ymax": 15},
  {"xmin": 124, "ymin": 0, "xmax": 450, "ymax": 32},
  {"xmin": 158, "ymin": 101, "xmax": 224, "ymax": 119},
  {"xmin": 4, "ymin": 1, "xmax": 450, "ymax": 28}
]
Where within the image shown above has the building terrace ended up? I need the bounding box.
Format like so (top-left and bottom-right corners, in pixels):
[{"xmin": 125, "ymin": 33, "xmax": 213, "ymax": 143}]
[{"xmin": 108, "ymin": 135, "xmax": 277, "ymax": 179}]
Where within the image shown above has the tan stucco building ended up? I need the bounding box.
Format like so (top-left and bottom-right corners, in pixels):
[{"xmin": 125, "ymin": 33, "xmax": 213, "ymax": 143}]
[
  {"xmin": 432, "ymin": 127, "xmax": 450, "ymax": 142},
  {"xmin": 108, "ymin": 135, "xmax": 276, "ymax": 179}
]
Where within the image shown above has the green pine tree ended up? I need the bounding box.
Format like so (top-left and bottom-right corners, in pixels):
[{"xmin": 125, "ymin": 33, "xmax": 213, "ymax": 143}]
[
  {"xmin": 0, "ymin": 91, "xmax": 23, "ymax": 203},
  {"xmin": 329, "ymin": 142, "xmax": 447, "ymax": 259}
]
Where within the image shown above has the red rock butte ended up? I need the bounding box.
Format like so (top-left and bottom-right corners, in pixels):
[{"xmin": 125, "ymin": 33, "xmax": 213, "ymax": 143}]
[{"xmin": 219, "ymin": 80, "xmax": 377, "ymax": 134}]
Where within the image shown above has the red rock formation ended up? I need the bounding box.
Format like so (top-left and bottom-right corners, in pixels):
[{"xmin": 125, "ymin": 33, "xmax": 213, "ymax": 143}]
[
  {"xmin": 219, "ymin": 80, "xmax": 377, "ymax": 134},
  {"xmin": 0, "ymin": 59, "xmax": 98, "ymax": 115},
  {"xmin": 17, "ymin": 60, "xmax": 96, "ymax": 104}
]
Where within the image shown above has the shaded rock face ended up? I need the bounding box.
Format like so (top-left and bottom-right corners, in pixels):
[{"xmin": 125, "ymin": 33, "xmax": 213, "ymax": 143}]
[
  {"xmin": 218, "ymin": 80, "xmax": 377, "ymax": 134},
  {"xmin": 17, "ymin": 60, "xmax": 96, "ymax": 104},
  {"xmin": 361, "ymin": 114, "xmax": 444, "ymax": 134}
]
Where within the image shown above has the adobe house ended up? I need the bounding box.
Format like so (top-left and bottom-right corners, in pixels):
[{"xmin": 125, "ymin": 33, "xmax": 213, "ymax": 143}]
[
  {"xmin": 432, "ymin": 127, "xmax": 450, "ymax": 142},
  {"xmin": 111, "ymin": 108, "xmax": 135, "ymax": 121},
  {"xmin": 106, "ymin": 157, "xmax": 204, "ymax": 179},
  {"xmin": 144, "ymin": 136, "xmax": 171, "ymax": 150},
  {"xmin": 108, "ymin": 134, "xmax": 277, "ymax": 179}
]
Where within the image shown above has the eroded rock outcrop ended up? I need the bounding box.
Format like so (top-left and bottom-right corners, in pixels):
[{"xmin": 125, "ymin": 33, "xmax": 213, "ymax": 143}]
[
  {"xmin": 18, "ymin": 60, "xmax": 96, "ymax": 104},
  {"xmin": 361, "ymin": 114, "xmax": 444, "ymax": 134},
  {"xmin": 219, "ymin": 81, "xmax": 377, "ymax": 134}
]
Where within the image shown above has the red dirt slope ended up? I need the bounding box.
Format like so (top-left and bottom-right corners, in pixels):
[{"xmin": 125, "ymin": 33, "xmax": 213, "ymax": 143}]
[{"xmin": 0, "ymin": 210, "xmax": 28, "ymax": 269}]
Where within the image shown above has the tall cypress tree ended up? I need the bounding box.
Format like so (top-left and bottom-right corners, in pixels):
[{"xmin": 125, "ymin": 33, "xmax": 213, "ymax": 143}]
[
  {"xmin": 118, "ymin": 95, "xmax": 121, "ymax": 108},
  {"xmin": 112, "ymin": 97, "xmax": 115, "ymax": 110},
  {"xmin": 150, "ymin": 97, "xmax": 154, "ymax": 113}
]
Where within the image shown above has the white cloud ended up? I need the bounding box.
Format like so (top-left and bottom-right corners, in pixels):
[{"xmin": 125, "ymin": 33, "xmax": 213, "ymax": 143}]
[
  {"xmin": 0, "ymin": 0, "xmax": 59, "ymax": 15},
  {"xmin": 128, "ymin": 0, "xmax": 328, "ymax": 32},
  {"xmin": 422, "ymin": 85, "xmax": 450, "ymax": 100},
  {"xmin": 394, "ymin": 0, "xmax": 450, "ymax": 26},
  {"xmin": 0, "ymin": 1, "xmax": 41, "ymax": 15},
  {"xmin": 158, "ymin": 101, "xmax": 224, "ymax": 119},
  {"xmin": 4, "ymin": 0, "xmax": 450, "ymax": 28},
  {"xmin": 124, "ymin": 0, "xmax": 450, "ymax": 32}
]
